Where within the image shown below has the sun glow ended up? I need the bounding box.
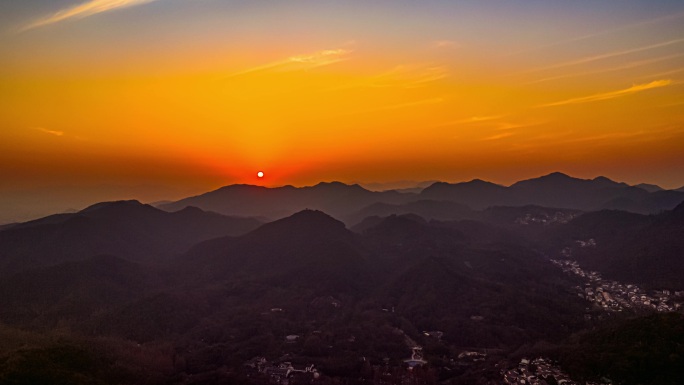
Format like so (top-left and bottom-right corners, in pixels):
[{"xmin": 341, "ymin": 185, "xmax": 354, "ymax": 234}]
[{"xmin": 257, "ymin": 171, "xmax": 264, "ymax": 178}]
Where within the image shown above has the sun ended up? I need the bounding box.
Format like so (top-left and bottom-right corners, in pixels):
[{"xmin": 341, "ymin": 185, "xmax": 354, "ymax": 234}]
[{"xmin": 257, "ymin": 171, "xmax": 264, "ymax": 178}]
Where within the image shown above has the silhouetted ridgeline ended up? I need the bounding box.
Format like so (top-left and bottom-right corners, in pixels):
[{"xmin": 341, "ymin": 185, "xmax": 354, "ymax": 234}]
[{"xmin": 157, "ymin": 173, "xmax": 684, "ymax": 223}]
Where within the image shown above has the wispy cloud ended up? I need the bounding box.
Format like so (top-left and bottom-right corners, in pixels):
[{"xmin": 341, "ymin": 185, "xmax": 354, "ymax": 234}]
[
  {"xmin": 459, "ymin": 116, "xmax": 503, "ymax": 124},
  {"xmin": 432, "ymin": 40, "xmax": 459, "ymax": 49},
  {"xmin": 538, "ymin": 80, "xmax": 672, "ymax": 107},
  {"xmin": 528, "ymin": 53, "xmax": 684, "ymax": 84},
  {"xmin": 482, "ymin": 132, "xmax": 514, "ymax": 141},
  {"xmin": 34, "ymin": 127, "xmax": 64, "ymax": 136},
  {"xmin": 527, "ymin": 38, "xmax": 684, "ymax": 74},
  {"xmin": 509, "ymin": 12, "xmax": 684, "ymax": 56},
  {"xmin": 21, "ymin": 0, "xmax": 160, "ymax": 32},
  {"xmin": 288, "ymin": 49, "xmax": 351, "ymax": 68},
  {"xmin": 640, "ymin": 67, "xmax": 684, "ymax": 79},
  {"xmin": 433, "ymin": 115, "xmax": 504, "ymax": 128},
  {"xmin": 403, "ymin": 66, "xmax": 449, "ymax": 88},
  {"xmin": 369, "ymin": 65, "xmax": 449, "ymax": 88},
  {"xmin": 228, "ymin": 49, "xmax": 351, "ymax": 78},
  {"xmin": 322, "ymin": 64, "xmax": 449, "ymax": 92}
]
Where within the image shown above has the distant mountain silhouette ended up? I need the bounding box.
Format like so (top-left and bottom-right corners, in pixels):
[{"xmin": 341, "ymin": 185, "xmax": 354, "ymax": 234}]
[
  {"xmin": 420, "ymin": 172, "xmax": 683, "ymax": 213},
  {"xmin": 634, "ymin": 183, "xmax": 664, "ymax": 192},
  {"xmin": 159, "ymin": 182, "xmax": 414, "ymax": 221},
  {"xmin": 345, "ymin": 199, "xmax": 473, "ymax": 226},
  {"xmin": 359, "ymin": 180, "xmax": 437, "ymax": 193},
  {"xmin": 421, "ymin": 179, "xmax": 507, "ymax": 209},
  {"xmin": 0, "ymin": 200, "xmax": 262, "ymax": 275},
  {"xmin": 508, "ymin": 173, "xmax": 630, "ymax": 208}
]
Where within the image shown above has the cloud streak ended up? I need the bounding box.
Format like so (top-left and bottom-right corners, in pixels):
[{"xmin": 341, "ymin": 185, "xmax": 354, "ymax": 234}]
[
  {"xmin": 528, "ymin": 53, "xmax": 684, "ymax": 84},
  {"xmin": 228, "ymin": 49, "xmax": 351, "ymax": 78},
  {"xmin": 21, "ymin": 0, "xmax": 160, "ymax": 31},
  {"xmin": 527, "ymin": 38, "xmax": 684, "ymax": 74},
  {"xmin": 538, "ymin": 80, "xmax": 671, "ymax": 107},
  {"xmin": 509, "ymin": 12, "xmax": 684, "ymax": 56},
  {"xmin": 482, "ymin": 132, "xmax": 514, "ymax": 141},
  {"xmin": 432, "ymin": 40, "xmax": 459, "ymax": 49},
  {"xmin": 34, "ymin": 127, "xmax": 64, "ymax": 136}
]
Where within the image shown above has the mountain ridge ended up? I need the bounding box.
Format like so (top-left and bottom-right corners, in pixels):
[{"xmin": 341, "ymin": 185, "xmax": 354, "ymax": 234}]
[{"xmin": 156, "ymin": 173, "xmax": 683, "ymax": 220}]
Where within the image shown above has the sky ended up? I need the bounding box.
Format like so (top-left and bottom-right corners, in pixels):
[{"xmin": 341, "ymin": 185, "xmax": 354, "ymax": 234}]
[{"xmin": 1, "ymin": 0, "xmax": 684, "ymax": 222}]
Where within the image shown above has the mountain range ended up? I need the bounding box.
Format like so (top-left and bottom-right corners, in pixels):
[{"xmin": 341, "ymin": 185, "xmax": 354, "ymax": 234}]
[
  {"xmin": 158, "ymin": 173, "xmax": 684, "ymax": 223},
  {"xmin": 1, "ymin": 172, "xmax": 683, "ymax": 384}
]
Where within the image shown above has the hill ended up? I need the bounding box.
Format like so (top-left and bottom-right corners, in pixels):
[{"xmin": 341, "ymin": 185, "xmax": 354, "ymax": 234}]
[
  {"xmin": 634, "ymin": 183, "xmax": 663, "ymax": 192},
  {"xmin": 0, "ymin": 200, "xmax": 262, "ymax": 275},
  {"xmin": 345, "ymin": 200, "xmax": 474, "ymax": 226},
  {"xmin": 542, "ymin": 202, "xmax": 684, "ymax": 289}
]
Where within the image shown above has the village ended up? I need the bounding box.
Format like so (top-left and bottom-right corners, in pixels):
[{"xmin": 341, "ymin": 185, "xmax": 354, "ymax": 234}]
[
  {"xmin": 502, "ymin": 357, "xmax": 612, "ymax": 385},
  {"xmin": 551, "ymin": 259, "xmax": 684, "ymax": 314},
  {"xmin": 243, "ymin": 356, "xmax": 321, "ymax": 384}
]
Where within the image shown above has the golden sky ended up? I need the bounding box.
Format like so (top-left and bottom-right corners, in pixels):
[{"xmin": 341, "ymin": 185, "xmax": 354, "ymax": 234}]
[{"xmin": 1, "ymin": 0, "xmax": 684, "ymax": 221}]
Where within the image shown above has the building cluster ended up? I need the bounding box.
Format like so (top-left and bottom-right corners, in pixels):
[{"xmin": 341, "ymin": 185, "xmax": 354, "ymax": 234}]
[
  {"xmin": 422, "ymin": 330, "xmax": 443, "ymax": 340},
  {"xmin": 502, "ymin": 357, "xmax": 610, "ymax": 385},
  {"xmin": 551, "ymin": 259, "xmax": 683, "ymax": 313},
  {"xmin": 560, "ymin": 238, "xmax": 596, "ymax": 258},
  {"xmin": 244, "ymin": 357, "xmax": 320, "ymax": 385},
  {"xmin": 514, "ymin": 211, "xmax": 578, "ymax": 226},
  {"xmin": 457, "ymin": 351, "xmax": 487, "ymax": 362}
]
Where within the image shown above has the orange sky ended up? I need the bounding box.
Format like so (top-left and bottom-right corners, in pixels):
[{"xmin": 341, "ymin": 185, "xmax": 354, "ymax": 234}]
[{"xmin": 1, "ymin": 1, "xmax": 684, "ymax": 222}]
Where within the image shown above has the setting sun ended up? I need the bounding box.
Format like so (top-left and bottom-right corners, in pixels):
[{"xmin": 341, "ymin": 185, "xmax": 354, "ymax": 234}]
[{"xmin": 257, "ymin": 171, "xmax": 264, "ymax": 178}]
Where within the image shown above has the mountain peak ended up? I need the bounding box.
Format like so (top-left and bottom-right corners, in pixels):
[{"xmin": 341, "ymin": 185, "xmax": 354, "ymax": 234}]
[
  {"xmin": 313, "ymin": 181, "xmax": 366, "ymax": 191},
  {"xmin": 251, "ymin": 209, "xmax": 348, "ymax": 239},
  {"xmin": 542, "ymin": 171, "xmax": 572, "ymax": 179},
  {"xmin": 634, "ymin": 183, "xmax": 664, "ymax": 193},
  {"xmin": 284, "ymin": 209, "xmax": 345, "ymax": 226},
  {"xmin": 467, "ymin": 178, "xmax": 495, "ymax": 185},
  {"xmin": 315, "ymin": 181, "xmax": 348, "ymax": 187},
  {"xmin": 80, "ymin": 200, "xmax": 146, "ymax": 213},
  {"xmin": 593, "ymin": 176, "xmax": 613, "ymax": 183},
  {"xmin": 215, "ymin": 184, "xmax": 266, "ymax": 192}
]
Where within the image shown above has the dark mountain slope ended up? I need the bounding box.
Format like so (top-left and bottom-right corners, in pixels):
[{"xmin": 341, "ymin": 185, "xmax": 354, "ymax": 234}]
[
  {"xmin": 0, "ymin": 255, "xmax": 158, "ymax": 328},
  {"xmin": 556, "ymin": 313, "xmax": 684, "ymax": 385},
  {"xmin": 345, "ymin": 199, "xmax": 474, "ymax": 226},
  {"xmin": 0, "ymin": 206, "xmax": 599, "ymax": 383},
  {"xmin": 0, "ymin": 201, "xmax": 262, "ymax": 275},
  {"xmin": 181, "ymin": 210, "xmax": 366, "ymax": 294},
  {"xmin": 543, "ymin": 203, "xmax": 684, "ymax": 288}
]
